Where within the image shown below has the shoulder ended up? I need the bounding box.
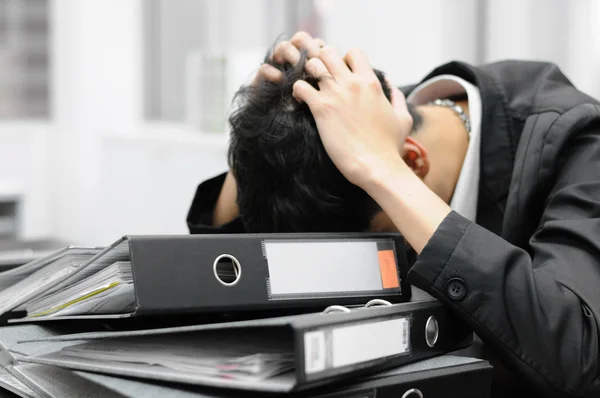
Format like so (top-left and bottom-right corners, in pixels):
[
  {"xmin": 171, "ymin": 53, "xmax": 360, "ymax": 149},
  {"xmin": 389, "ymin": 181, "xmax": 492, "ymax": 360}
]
[{"xmin": 481, "ymin": 60, "xmax": 599, "ymax": 117}]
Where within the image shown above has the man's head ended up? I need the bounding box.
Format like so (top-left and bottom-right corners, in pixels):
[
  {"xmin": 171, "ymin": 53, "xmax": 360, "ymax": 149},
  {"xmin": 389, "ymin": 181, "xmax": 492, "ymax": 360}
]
[{"xmin": 228, "ymin": 50, "xmax": 423, "ymax": 232}]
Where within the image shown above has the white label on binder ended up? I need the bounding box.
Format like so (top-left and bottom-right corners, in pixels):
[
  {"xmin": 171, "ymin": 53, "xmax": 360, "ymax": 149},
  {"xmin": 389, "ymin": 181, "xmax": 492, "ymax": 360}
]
[
  {"xmin": 265, "ymin": 241, "xmax": 384, "ymax": 295},
  {"xmin": 304, "ymin": 330, "xmax": 326, "ymax": 374},
  {"xmin": 331, "ymin": 317, "xmax": 410, "ymax": 369}
]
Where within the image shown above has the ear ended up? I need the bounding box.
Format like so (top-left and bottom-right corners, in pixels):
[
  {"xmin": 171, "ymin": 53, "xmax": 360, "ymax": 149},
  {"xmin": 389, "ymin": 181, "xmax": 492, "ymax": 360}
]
[{"xmin": 402, "ymin": 136, "xmax": 430, "ymax": 178}]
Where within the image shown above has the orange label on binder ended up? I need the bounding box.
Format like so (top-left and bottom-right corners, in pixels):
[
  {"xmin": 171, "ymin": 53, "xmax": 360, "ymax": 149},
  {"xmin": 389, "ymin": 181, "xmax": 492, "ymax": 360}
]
[{"xmin": 378, "ymin": 250, "xmax": 400, "ymax": 289}]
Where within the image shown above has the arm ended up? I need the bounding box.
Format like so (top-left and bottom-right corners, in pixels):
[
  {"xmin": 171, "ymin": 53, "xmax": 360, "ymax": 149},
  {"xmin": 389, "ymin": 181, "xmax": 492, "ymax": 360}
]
[
  {"xmin": 187, "ymin": 172, "xmax": 244, "ymax": 234},
  {"xmin": 212, "ymin": 171, "xmax": 239, "ymax": 226},
  {"xmin": 375, "ymin": 127, "xmax": 600, "ymax": 397},
  {"xmin": 292, "ymin": 46, "xmax": 450, "ymax": 253},
  {"xmin": 293, "ymin": 47, "xmax": 600, "ymax": 396}
]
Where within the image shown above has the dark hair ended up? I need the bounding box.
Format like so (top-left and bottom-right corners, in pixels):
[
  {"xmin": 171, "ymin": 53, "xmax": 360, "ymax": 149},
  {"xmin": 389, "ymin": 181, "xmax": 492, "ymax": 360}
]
[{"xmin": 228, "ymin": 50, "xmax": 421, "ymax": 232}]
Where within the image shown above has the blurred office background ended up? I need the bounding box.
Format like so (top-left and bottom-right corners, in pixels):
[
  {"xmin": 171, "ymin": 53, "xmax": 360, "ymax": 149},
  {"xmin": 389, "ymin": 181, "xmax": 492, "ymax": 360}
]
[{"xmin": 0, "ymin": 0, "xmax": 599, "ymax": 246}]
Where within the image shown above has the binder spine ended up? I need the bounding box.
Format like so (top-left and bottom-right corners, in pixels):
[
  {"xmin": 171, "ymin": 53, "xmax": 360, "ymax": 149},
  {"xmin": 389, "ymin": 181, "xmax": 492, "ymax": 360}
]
[
  {"xmin": 295, "ymin": 301, "xmax": 472, "ymax": 386},
  {"xmin": 129, "ymin": 233, "xmax": 411, "ymax": 316}
]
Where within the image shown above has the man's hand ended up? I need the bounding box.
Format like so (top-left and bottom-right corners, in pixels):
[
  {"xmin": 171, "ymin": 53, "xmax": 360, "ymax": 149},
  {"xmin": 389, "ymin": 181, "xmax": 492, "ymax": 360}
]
[
  {"xmin": 293, "ymin": 47, "xmax": 452, "ymax": 253},
  {"xmin": 251, "ymin": 31, "xmax": 326, "ymax": 85},
  {"xmin": 292, "ymin": 47, "xmax": 414, "ymax": 188}
]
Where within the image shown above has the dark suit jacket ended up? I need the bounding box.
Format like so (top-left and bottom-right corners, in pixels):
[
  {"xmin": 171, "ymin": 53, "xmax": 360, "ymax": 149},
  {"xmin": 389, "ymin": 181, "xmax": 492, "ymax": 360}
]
[{"xmin": 187, "ymin": 60, "xmax": 600, "ymax": 398}]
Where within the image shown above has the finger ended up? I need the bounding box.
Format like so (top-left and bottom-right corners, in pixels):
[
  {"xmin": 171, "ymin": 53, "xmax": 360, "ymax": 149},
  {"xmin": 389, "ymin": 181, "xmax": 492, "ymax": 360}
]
[
  {"xmin": 385, "ymin": 77, "xmax": 409, "ymax": 113},
  {"xmin": 272, "ymin": 41, "xmax": 301, "ymax": 65},
  {"xmin": 343, "ymin": 48, "xmax": 373, "ymax": 75},
  {"xmin": 252, "ymin": 64, "xmax": 282, "ymax": 84},
  {"xmin": 305, "ymin": 57, "xmax": 333, "ymax": 87},
  {"xmin": 314, "ymin": 38, "xmax": 326, "ymax": 48},
  {"xmin": 390, "ymin": 86, "xmax": 408, "ymax": 112},
  {"xmin": 292, "ymin": 80, "xmax": 320, "ymax": 107},
  {"xmin": 290, "ymin": 31, "xmax": 321, "ymax": 58},
  {"xmin": 318, "ymin": 46, "xmax": 351, "ymax": 79}
]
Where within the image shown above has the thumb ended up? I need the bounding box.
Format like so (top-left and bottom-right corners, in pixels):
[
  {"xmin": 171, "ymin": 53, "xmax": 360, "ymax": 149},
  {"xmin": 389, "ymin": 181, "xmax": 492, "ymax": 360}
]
[{"xmin": 386, "ymin": 78, "xmax": 414, "ymax": 143}]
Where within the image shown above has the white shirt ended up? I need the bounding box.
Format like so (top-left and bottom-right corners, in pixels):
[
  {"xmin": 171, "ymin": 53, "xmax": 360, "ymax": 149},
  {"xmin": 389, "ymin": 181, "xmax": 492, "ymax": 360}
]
[{"xmin": 406, "ymin": 75, "xmax": 483, "ymax": 222}]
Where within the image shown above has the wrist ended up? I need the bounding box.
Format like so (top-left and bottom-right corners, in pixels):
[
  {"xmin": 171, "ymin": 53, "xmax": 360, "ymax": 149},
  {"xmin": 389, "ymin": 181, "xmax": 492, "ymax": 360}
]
[
  {"xmin": 360, "ymin": 155, "xmax": 412, "ymax": 195},
  {"xmin": 361, "ymin": 158, "xmax": 451, "ymax": 254}
]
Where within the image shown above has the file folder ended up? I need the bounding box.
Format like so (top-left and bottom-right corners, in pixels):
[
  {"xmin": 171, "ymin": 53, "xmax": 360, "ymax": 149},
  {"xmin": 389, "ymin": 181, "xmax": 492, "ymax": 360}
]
[
  {"xmin": 9, "ymin": 233, "xmax": 411, "ymax": 321},
  {"xmin": 0, "ymin": 367, "xmax": 41, "ymax": 398},
  {"xmin": 8, "ymin": 364, "xmax": 123, "ymax": 398},
  {"xmin": 3, "ymin": 356, "xmax": 492, "ymax": 398},
  {"xmin": 310, "ymin": 355, "xmax": 492, "ymax": 398},
  {"xmin": 16, "ymin": 300, "xmax": 472, "ymax": 393},
  {"xmin": 0, "ymin": 246, "xmax": 103, "ymax": 319},
  {"xmin": 0, "ymin": 324, "xmax": 113, "ymax": 398}
]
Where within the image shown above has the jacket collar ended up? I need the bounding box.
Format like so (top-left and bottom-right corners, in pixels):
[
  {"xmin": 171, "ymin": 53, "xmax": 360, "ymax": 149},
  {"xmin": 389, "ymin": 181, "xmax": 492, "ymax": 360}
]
[{"xmin": 412, "ymin": 61, "xmax": 517, "ymax": 233}]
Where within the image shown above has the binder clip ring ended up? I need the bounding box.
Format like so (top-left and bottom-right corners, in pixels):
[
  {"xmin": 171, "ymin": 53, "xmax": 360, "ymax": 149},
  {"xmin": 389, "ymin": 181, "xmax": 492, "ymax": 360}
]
[
  {"xmin": 323, "ymin": 305, "xmax": 351, "ymax": 314},
  {"xmin": 401, "ymin": 388, "xmax": 423, "ymax": 398},
  {"xmin": 213, "ymin": 254, "xmax": 242, "ymax": 286},
  {"xmin": 364, "ymin": 299, "xmax": 392, "ymax": 308}
]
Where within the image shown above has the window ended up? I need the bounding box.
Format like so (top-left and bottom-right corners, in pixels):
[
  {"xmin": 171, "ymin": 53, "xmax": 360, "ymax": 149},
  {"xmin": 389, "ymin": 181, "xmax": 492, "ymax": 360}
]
[
  {"xmin": 0, "ymin": 0, "xmax": 50, "ymax": 119},
  {"xmin": 144, "ymin": 0, "xmax": 320, "ymax": 133}
]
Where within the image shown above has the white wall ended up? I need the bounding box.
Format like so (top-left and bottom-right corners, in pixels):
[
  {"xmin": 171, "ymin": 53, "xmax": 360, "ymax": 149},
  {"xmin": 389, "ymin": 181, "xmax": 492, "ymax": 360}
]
[
  {"xmin": 46, "ymin": 0, "xmax": 230, "ymax": 246},
  {"xmin": 95, "ymin": 133, "xmax": 227, "ymax": 245},
  {"xmin": 484, "ymin": 0, "xmax": 600, "ymax": 99},
  {"xmin": 321, "ymin": 0, "xmax": 480, "ymax": 86},
  {"xmin": 321, "ymin": 0, "xmax": 600, "ymax": 99},
  {"xmin": 152, "ymin": 0, "xmax": 297, "ymax": 121}
]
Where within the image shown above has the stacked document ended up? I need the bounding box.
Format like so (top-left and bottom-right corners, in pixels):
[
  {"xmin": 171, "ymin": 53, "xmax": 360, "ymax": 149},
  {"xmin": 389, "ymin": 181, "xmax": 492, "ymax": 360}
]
[
  {"xmin": 0, "ymin": 367, "xmax": 40, "ymax": 398},
  {"xmin": 52, "ymin": 333, "xmax": 295, "ymax": 382},
  {"xmin": 14, "ymin": 300, "xmax": 473, "ymax": 393},
  {"xmin": 0, "ymin": 324, "xmax": 129, "ymax": 398},
  {"xmin": 0, "ymin": 247, "xmax": 101, "ymax": 293},
  {"xmin": 26, "ymin": 261, "xmax": 135, "ymax": 318},
  {"xmin": 70, "ymin": 355, "xmax": 492, "ymax": 398},
  {"xmin": 0, "ymin": 242, "xmax": 129, "ymax": 319},
  {"xmin": 0, "ymin": 239, "xmax": 75, "ymax": 271},
  {"xmin": 0, "ymin": 320, "xmax": 490, "ymax": 398}
]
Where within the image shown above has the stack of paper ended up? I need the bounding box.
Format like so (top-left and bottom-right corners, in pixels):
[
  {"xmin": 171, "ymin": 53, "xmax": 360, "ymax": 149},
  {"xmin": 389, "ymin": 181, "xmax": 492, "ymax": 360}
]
[
  {"xmin": 0, "ymin": 247, "xmax": 101, "ymax": 292},
  {"xmin": 26, "ymin": 261, "xmax": 136, "ymax": 318},
  {"xmin": 0, "ymin": 367, "xmax": 41, "ymax": 398},
  {"xmin": 48, "ymin": 331, "xmax": 295, "ymax": 383},
  {"xmin": 0, "ymin": 242, "xmax": 129, "ymax": 318}
]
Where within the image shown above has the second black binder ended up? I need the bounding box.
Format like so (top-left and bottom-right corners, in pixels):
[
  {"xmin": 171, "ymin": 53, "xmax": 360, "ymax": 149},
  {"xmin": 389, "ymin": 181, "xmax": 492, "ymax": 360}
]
[{"xmin": 16, "ymin": 300, "xmax": 473, "ymax": 393}]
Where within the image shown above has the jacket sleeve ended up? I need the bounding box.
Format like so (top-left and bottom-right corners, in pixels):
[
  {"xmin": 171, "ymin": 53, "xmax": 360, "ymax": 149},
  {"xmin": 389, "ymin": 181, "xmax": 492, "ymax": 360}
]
[
  {"xmin": 407, "ymin": 126, "xmax": 600, "ymax": 397},
  {"xmin": 186, "ymin": 172, "xmax": 245, "ymax": 234}
]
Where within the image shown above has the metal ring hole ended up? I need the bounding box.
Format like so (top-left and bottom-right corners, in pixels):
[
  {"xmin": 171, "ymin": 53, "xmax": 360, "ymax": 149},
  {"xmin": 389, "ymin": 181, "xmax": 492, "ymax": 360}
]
[
  {"xmin": 213, "ymin": 254, "xmax": 241, "ymax": 286},
  {"xmin": 401, "ymin": 388, "xmax": 423, "ymax": 398},
  {"xmin": 425, "ymin": 315, "xmax": 439, "ymax": 348}
]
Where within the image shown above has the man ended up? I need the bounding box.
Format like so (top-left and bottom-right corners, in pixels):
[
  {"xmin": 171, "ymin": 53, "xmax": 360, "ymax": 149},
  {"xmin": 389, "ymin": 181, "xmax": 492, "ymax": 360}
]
[{"xmin": 187, "ymin": 32, "xmax": 600, "ymax": 397}]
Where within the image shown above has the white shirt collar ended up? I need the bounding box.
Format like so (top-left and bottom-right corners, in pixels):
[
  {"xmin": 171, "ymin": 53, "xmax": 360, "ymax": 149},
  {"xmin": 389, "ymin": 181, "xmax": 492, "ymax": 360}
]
[{"xmin": 406, "ymin": 74, "xmax": 482, "ymax": 222}]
